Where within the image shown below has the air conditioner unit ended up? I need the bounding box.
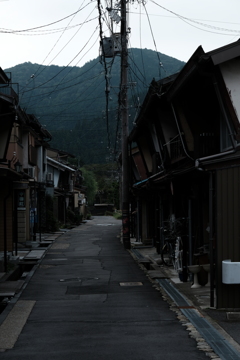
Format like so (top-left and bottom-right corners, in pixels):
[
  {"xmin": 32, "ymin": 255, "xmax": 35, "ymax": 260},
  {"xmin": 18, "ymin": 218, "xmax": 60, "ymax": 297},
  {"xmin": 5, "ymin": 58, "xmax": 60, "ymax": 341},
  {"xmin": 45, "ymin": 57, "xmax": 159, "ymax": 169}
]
[{"xmin": 46, "ymin": 173, "xmax": 53, "ymax": 181}]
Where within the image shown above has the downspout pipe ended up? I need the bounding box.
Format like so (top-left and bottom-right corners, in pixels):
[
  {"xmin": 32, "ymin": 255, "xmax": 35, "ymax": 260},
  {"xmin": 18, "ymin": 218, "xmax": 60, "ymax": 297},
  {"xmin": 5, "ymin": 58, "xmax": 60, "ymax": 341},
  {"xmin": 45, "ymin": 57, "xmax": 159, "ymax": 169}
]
[
  {"xmin": 136, "ymin": 198, "xmax": 140, "ymax": 242},
  {"xmin": 188, "ymin": 199, "xmax": 192, "ymax": 266},
  {"xmin": 171, "ymin": 103, "xmax": 194, "ymax": 161},
  {"xmin": 209, "ymin": 172, "xmax": 215, "ymax": 308}
]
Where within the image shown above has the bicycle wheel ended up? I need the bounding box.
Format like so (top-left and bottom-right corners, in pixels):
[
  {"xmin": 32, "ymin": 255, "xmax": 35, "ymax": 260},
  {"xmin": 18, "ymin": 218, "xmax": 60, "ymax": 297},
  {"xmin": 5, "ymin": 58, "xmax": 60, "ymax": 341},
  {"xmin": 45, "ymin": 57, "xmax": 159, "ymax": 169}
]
[
  {"xmin": 173, "ymin": 237, "xmax": 183, "ymax": 271},
  {"xmin": 161, "ymin": 242, "xmax": 174, "ymax": 266}
]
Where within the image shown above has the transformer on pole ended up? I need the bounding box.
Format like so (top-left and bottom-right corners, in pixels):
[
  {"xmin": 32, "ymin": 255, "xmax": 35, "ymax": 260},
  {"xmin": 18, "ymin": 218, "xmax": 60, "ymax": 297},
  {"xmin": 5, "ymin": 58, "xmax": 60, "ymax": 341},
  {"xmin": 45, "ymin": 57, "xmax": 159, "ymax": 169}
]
[{"xmin": 100, "ymin": 33, "xmax": 121, "ymax": 58}]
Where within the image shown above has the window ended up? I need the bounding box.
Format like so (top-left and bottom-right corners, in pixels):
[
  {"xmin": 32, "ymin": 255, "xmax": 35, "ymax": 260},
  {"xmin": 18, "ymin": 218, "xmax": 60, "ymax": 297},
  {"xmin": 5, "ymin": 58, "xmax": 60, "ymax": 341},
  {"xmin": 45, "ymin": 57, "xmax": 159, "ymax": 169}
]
[
  {"xmin": 220, "ymin": 114, "xmax": 235, "ymax": 151},
  {"xmin": 17, "ymin": 190, "xmax": 25, "ymax": 208}
]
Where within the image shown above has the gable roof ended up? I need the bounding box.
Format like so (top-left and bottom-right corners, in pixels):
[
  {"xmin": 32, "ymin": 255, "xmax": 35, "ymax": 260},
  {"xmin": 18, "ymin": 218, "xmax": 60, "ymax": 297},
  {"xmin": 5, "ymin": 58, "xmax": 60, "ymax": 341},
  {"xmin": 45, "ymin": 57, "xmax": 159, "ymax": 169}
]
[
  {"xmin": 167, "ymin": 39, "xmax": 240, "ymax": 101},
  {"xmin": 204, "ymin": 38, "xmax": 240, "ymax": 65}
]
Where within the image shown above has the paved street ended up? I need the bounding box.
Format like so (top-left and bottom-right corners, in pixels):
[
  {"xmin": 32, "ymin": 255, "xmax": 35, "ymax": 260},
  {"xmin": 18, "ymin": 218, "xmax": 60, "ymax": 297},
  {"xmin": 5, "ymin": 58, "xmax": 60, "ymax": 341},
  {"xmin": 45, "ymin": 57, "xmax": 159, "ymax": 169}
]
[{"xmin": 0, "ymin": 216, "xmax": 209, "ymax": 359}]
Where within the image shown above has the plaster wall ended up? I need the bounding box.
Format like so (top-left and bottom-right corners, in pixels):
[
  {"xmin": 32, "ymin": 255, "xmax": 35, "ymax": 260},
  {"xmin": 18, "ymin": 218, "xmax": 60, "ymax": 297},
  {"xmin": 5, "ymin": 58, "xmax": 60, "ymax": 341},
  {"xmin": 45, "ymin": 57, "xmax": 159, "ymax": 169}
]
[
  {"xmin": 53, "ymin": 170, "xmax": 60, "ymax": 188},
  {"xmin": 37, "ymin": 146, "xmax": 43, "ymax": 182},
  {"xmin": 22, "ymin": 132, "xmax": 28, "ymax": 169},
  {"xmin": 161, "ymin": 118, "xmax": 178, "ymax": 154},
  {"xmin": 220, "ymin": 59, "xmax": 240, "ymax": 121}
]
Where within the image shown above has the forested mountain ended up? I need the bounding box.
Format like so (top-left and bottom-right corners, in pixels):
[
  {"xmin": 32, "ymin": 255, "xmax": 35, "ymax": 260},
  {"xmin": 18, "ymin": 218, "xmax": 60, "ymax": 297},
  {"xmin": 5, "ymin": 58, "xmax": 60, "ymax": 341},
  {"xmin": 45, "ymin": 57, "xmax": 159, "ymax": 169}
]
[{"xmin": 5, "ymin": 48, "xmax": 185, "ymax": 164}]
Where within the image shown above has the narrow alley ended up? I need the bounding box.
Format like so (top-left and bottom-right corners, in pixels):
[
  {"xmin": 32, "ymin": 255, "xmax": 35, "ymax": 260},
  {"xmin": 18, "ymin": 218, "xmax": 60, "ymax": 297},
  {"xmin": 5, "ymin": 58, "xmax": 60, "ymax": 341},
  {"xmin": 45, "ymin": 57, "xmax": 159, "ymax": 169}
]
[{"xmin": 0, "ymin": 217, "xmax": 231, "ymax": 359}]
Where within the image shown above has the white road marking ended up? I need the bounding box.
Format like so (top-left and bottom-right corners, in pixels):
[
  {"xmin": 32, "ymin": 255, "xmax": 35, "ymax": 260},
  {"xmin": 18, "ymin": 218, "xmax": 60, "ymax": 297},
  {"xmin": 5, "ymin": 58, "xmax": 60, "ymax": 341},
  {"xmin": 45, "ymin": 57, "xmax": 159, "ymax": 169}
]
[{"xmin": 0, "ymin": 300, "xmax": 36, "ymax": 350}]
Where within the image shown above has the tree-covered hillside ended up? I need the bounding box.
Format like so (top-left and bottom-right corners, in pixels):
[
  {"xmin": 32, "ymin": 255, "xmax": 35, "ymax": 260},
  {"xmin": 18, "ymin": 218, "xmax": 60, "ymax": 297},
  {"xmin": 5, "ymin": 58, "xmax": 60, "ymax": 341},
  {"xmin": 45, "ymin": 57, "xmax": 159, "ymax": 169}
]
[{"xmin": 5, "ymin": 48, "xmax": 185, "ymax": 164}]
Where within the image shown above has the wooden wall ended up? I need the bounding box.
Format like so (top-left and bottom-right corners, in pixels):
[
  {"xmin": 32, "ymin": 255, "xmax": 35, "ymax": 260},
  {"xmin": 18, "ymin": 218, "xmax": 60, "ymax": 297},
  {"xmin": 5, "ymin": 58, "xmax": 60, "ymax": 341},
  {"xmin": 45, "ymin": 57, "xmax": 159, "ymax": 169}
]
[
  {"xmin": 216, "ymin": 167, "xmax": 240, "ymax": 308},
  {"xmin": 0, "ymin": 191, "xmax": 13, "ymax": 252}
]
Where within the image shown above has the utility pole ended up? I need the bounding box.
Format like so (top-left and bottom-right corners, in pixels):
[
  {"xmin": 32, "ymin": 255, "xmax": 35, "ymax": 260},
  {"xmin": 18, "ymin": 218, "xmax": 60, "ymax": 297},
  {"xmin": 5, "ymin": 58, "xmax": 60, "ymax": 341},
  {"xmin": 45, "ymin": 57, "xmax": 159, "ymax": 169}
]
[
  {"xmin": 103, "ymin": 0, "xmax": 130, "ymax": 249},
  {"xmin": 120, "ymin": 0, "xmax": 130, "ymax": 249}
]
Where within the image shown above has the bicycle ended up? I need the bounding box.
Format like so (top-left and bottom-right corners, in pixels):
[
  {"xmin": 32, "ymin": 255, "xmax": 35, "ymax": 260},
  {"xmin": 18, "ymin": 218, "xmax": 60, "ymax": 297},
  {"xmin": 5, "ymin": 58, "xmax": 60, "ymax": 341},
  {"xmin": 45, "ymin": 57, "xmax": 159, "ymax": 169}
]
[
  {"xmin": 160, "ymin": 216, "xmax": 186, "ymax": 270},
  {"xmin": 161, "ymin": 237, "xmax": 175, "ymax": 267},
  {"xmin": 161, "ymin": 236, "xmax": 183, "ymax": 269}
]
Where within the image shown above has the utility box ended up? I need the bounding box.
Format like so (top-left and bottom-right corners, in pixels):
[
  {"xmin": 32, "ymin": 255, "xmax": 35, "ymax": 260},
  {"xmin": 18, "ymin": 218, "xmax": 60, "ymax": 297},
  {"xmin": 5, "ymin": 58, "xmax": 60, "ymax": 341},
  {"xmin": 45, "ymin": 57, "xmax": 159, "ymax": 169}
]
[
  {"xmin": 112, "ymin": 33, "xmax": 121, "ymax": 54},
  {"xmin": 101, "ymin": 34, "xmax": 121, "ymax": 58},
  {"xmin": 222, "ymin": 259, "xmax": 240, "ymax": 284}
]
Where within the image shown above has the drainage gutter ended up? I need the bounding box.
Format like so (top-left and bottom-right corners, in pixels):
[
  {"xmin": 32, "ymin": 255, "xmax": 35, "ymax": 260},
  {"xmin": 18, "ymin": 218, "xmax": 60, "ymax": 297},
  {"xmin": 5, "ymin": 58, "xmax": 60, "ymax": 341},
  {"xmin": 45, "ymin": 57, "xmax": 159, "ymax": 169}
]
[{"xmin": 157, "ymin": 279, "xmax": 240, "ymax": 360}]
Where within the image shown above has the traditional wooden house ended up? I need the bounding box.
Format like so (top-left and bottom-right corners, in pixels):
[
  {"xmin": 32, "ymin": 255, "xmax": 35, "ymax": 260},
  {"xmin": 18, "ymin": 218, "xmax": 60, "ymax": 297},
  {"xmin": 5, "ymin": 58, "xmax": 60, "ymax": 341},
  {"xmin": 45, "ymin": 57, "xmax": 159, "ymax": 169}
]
[
  {"xmin": 0, "ymin": 68, "xmax": 20, "ymax": 271},
  {"xmin": 6, "ymin": 110, "xmax": 52, "ymax": 243},
  {"xmin": 0, "ymin": 66, "xmax": 87, "ymax": 272},
  {"xmin": 0, "ymin": 66, "xmax": 54, "ymax": 271},
  {"xmin": 46, "ymin": 149, "xmax": 86, "ymax": 225},
  {"xmin": 129, "ymin": 39, "xmax": 240, "ymax": 308}
]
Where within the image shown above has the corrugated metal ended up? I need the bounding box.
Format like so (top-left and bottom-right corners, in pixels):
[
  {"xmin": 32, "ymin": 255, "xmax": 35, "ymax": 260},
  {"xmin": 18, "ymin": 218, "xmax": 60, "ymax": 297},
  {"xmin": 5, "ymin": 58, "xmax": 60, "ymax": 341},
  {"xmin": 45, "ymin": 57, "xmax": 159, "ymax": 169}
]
[{"xmin": 216, "ymin": 167, "xmax": 240, "ymax": 308}]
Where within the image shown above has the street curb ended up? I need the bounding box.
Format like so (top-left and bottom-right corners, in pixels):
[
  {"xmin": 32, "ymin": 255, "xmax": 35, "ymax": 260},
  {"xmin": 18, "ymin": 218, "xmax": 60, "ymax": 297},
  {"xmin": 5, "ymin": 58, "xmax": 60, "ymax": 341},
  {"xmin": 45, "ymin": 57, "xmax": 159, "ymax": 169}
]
[
  {"xmin": 0, "ymin": 231, "xmax": 64, "ymax": 327},
  {"xmin": 129, "ymin": 248, "xmax": 240, "ymax": 360}
]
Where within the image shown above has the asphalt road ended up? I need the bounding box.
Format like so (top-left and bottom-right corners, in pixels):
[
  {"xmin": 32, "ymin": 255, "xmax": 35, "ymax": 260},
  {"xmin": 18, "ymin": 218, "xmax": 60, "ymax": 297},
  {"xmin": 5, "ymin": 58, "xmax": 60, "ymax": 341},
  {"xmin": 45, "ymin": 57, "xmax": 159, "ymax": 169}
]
[{"xmin": 0, "ymin": 216, "xmax": 208, "ymax": 359}]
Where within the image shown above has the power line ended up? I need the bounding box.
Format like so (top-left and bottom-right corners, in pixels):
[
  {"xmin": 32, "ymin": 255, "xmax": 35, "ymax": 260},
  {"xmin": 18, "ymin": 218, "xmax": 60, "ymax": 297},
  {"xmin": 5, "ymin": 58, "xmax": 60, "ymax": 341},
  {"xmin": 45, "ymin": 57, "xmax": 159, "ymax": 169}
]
[
  {"xmin": 20, "ymin": 25, "xmax": 100, "ymax": 97},
  {"xmin": 23, "ymin": 1, "xmax": 89, "ymax": 112},
  {"xmin": 150, "ymin": 0, "xmax": 240, "ymax": 36},
  {"xmin": 15, "ymin": 2, "xmax": 99, "ymax": 106},
  {"xmin": 37, "ymin": 27, "xmax": 100, "ymax": 103},
  {"xmin": 27, "ymin": 0, "xmax": 92, "ymax": 85},
  {"xmin": 143, "ymin": 2, "xmax": 163, "ymax": 79},
  {"xmin": 129, "ymin": 10, "xmax": 240, "ymax": 26},
  {"xmin": 41, "ymin": 77, "xmax": 106, "ymax": 123},
  {"xmin": 22, "ymin": 66, "xmax": 102, "ymax": 108},
  {"xmin": 41, "ymin": 6, "xmax": 97, "ymax": 73},
  {"xmin": 0, "ymin": 17, "xmax": 98, "ymax": 36},
  {"xmin": 0, "ymin": 3, "xmax": 92, "ymax": 34}
]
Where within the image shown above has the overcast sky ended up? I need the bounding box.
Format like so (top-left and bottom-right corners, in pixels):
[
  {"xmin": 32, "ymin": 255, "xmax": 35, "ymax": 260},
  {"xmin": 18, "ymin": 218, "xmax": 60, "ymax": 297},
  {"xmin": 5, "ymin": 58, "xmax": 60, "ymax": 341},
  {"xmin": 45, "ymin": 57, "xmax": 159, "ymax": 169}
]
[{"xmin": 1, "ymin": 0, "xmax": 240, "ymax": 72}]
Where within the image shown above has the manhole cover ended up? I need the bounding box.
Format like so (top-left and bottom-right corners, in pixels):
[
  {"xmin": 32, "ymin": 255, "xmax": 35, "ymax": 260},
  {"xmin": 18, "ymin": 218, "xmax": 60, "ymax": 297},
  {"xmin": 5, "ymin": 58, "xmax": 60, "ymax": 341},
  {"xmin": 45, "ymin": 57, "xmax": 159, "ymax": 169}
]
[
  {"xmin": 60, "ymin": 277, "xmax": 99, "ymax": 282},
  {"xmin": 40, "ymin": 265, "xmax": 56, "ymax": 269},
  {"xmin": 50, "ymin": 258, "xmax": 67, "ymax": 261},
  {"xmin": 51, "ymin": 243, "xmax": 69, "ymax": 250},
  {"xmin": 60, "ymin": 278, "xmax": 81, "ymax": 282},
  {"xmin": 119, "ymin": 282, "xmax": 143, "ymax": 286}
]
